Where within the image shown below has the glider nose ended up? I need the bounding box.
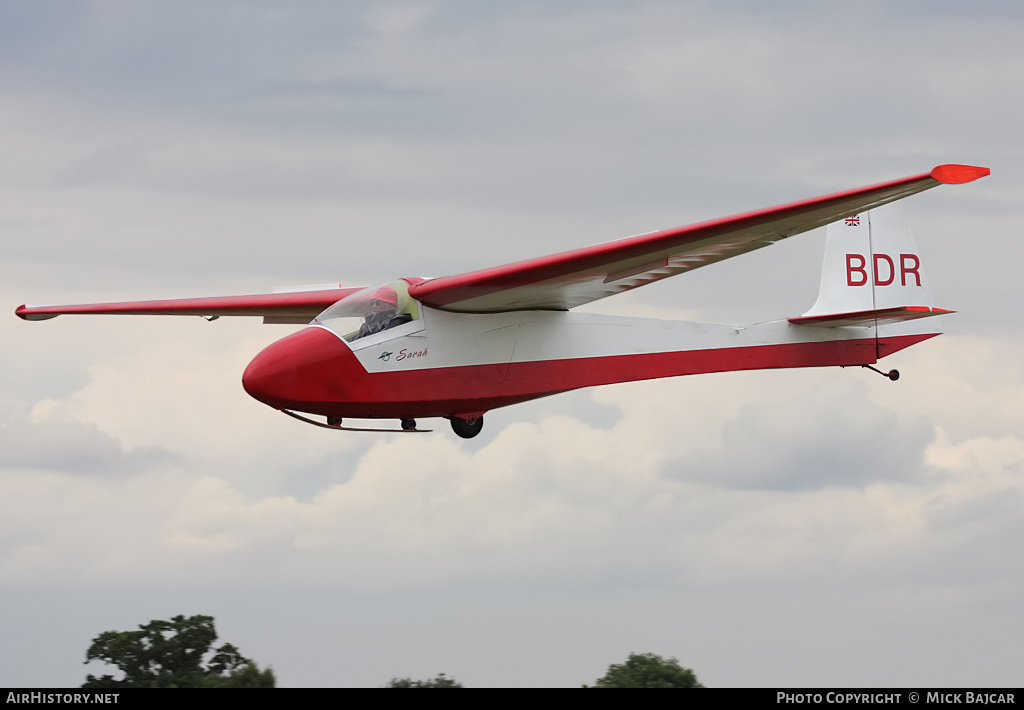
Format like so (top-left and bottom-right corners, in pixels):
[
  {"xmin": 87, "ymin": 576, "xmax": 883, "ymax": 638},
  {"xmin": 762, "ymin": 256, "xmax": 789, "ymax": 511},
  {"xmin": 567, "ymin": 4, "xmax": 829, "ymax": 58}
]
[{"xmin": 242, "ymin": 327, "xmax": 352, "ymax": 410}]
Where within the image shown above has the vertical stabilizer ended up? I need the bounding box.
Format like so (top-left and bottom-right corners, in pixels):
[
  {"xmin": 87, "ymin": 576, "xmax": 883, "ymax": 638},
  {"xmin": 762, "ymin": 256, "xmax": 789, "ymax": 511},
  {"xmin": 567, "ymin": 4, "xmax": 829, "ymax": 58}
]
[{"xmin": 796, "ymin": 202, "xmax": 944, "ymax": 323}]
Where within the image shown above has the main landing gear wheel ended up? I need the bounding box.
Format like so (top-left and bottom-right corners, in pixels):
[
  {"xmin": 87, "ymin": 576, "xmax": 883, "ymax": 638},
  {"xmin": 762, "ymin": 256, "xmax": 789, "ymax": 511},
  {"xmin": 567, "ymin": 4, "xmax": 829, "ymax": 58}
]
[
  {"xmin": 401, "ymin": 418, "xmax": 417, "ymax": 431},
  {"xmin": 449, "ymin": 415, "xmax": 484, "ymax": 439}
]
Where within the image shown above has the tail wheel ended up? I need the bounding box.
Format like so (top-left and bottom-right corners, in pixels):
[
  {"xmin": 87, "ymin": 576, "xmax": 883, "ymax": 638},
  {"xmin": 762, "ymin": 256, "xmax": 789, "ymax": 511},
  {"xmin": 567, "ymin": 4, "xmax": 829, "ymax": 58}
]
[
  {"xmin": 449, "ymin": 416, "xmax": 484, "ymax": 439},
  {"xmin": 861, "ymin": 364, "xmax": 901, "ymax": 382}
]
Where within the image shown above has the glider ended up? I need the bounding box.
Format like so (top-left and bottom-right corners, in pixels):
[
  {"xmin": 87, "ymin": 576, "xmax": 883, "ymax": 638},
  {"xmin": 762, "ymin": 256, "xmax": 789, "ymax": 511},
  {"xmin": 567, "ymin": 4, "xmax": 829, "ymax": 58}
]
[{"xmin": 17, "ymin": 164, "xmax": 989, "ymax": 437}]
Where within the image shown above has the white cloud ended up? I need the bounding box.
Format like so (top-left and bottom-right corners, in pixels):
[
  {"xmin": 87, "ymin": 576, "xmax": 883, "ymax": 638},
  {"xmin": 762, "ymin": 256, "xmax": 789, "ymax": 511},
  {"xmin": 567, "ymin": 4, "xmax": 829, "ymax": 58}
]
[{"xmin": 4, "ymin": 325, "xmax": 1022, "ymax": 605}]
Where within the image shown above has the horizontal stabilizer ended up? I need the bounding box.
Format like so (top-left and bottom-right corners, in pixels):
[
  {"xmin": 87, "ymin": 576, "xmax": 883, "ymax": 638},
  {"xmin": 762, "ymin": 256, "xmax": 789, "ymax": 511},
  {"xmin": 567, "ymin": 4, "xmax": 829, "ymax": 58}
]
[{"xmin": 789, "ymin": 306, "xmax": 954, "ymax": 328}]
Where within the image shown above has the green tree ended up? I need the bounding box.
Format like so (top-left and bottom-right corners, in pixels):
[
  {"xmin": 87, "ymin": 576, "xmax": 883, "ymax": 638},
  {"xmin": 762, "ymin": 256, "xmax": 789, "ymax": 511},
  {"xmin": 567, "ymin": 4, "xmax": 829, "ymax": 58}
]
[
  {"xmin": 384, "ymin": 673, "xmax": 463, "ymax": 688},
  {"xmin": 587, "ymin": 652, "xmax": 704, "ymax": 688},
  {"xmin": 82, "ymin": 614, "xmax": 275, "ymax": 688}
]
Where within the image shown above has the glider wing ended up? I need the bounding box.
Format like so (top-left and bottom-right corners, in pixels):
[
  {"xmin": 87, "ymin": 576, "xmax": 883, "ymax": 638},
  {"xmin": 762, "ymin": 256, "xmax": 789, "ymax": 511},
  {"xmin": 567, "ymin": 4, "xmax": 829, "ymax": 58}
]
[
  {"xmin": 410, "ymin": 164, "xmax": 989, "ymax": 313},
  {"xmin": 16, "ymin": 287, "xmax": 359, "ymax": 324}
]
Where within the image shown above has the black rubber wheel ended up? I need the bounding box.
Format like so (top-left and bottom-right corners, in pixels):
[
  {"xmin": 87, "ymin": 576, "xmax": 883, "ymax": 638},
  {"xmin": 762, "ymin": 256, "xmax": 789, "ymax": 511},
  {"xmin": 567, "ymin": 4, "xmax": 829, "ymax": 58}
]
[
  {"xmin": 401, "ymin": 418, "xmax": 417, "ymax": 431},
  {"xmin": 887, "ymin": 370, "xmax": 900, "ymax": 381},
  {"xmin": 327, "ymin": 416, "xmax": 343, "ymax": 427},
  {"xmin": 449, "ymin": 416, "xmax": 484, "ymax": 439}
]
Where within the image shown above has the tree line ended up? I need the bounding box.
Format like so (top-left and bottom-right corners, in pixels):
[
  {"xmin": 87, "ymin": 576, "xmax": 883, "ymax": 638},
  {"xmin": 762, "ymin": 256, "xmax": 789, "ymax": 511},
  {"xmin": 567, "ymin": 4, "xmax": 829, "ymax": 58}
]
[{"xmin": 82, "ymin": 615, "xmax": 703, "ymax": 688}]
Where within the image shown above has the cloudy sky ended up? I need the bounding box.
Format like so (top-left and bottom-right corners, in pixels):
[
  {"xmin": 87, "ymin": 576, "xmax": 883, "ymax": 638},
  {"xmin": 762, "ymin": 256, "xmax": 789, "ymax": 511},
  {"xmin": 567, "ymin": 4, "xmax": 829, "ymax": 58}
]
[{"xmin": 2, "ymin": 1, "xmax": 1022, "ymax": 688}]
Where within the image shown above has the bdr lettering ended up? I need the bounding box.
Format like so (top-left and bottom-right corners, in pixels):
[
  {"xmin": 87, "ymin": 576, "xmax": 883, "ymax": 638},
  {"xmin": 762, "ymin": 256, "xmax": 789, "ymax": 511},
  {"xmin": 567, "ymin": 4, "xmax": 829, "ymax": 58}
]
[{"xmin": 846, "ymin": 253, "xmax": 921, "ymax": 287}]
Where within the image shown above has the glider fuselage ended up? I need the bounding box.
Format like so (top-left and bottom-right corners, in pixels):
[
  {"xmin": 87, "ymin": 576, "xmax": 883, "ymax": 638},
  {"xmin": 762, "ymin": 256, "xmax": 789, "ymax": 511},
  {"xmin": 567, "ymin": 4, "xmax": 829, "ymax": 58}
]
[{"xmin": 241, "ymin": 306, "xmax": 935, "ymax": 420}]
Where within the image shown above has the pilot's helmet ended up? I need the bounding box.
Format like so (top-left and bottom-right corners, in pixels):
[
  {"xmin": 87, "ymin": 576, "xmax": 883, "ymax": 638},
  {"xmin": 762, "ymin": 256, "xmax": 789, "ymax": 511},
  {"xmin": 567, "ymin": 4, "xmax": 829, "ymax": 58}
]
[{"xmin": 370, "ymin": 285, "xmax": 400, "ymax": 310}]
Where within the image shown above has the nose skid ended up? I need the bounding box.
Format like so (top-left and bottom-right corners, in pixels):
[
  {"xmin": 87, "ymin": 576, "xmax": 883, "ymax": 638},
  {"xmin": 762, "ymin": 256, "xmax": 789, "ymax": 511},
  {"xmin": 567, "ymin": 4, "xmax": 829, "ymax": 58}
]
[{"xmin": 242, "ymin": 326, "xmax": 354, "ymax": 411}]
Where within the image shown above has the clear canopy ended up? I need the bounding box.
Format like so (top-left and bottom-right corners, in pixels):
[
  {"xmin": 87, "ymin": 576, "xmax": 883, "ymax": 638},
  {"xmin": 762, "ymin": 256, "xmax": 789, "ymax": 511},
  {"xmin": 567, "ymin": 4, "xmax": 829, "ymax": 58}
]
[{"xmin": 315, "ymin": 280, "xmax": 419, "ymax": 342}]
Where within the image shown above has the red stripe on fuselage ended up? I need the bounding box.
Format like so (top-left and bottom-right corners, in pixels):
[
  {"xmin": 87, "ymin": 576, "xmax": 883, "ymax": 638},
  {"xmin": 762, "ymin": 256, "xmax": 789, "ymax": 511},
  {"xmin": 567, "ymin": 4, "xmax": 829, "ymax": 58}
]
[{"xmin": 243, "ymin": 327, "xmax": 937, "ymax": 420}]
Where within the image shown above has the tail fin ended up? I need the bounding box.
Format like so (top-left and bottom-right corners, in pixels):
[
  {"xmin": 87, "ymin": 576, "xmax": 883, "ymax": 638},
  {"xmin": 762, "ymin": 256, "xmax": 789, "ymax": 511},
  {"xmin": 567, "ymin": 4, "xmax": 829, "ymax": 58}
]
[{"xmin": 790, "ymin": 202, "xmax": 953, "ymax": 328}]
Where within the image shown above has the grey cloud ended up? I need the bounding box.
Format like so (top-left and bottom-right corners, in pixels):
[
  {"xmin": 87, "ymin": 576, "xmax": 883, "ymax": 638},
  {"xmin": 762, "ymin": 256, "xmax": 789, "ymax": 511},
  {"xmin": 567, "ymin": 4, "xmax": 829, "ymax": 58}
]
[
  {"xmin": 0, "ymin": 418, "xmax": 176, "ymax": 475},
  {"xmin": 3, "ymin": 0, "xmax": 1017, "ymax": 299},
  {"xmin": 668, "ymin": 379, "xmax": 934, "ymax": 490},
  {"xmin": 921, "ymin": 485, "xmax": 1024, "ymax": 580}
]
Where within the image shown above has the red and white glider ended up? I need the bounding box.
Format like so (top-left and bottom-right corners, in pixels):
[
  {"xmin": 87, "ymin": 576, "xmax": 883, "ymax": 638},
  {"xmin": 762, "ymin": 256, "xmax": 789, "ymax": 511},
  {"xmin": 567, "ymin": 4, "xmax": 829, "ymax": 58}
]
[{"xmin": 17, "ymin": 164, "xmax": 989, "ymax": 437}]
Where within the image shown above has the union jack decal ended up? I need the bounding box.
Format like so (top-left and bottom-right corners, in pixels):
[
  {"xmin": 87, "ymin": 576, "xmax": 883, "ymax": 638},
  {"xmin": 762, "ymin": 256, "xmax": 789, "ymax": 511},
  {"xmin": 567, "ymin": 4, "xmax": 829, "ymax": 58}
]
[{"xmin": 845, "ymin": 215, "xmax": 860, "ymax": 226}]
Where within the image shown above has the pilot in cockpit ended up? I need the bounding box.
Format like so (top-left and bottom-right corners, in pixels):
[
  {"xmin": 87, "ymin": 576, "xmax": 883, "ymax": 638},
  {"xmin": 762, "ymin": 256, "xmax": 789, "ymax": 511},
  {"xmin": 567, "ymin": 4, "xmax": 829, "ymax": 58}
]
[{"xmin": 355, "ymin": 285, "xmax": 413, "ymax": 339}]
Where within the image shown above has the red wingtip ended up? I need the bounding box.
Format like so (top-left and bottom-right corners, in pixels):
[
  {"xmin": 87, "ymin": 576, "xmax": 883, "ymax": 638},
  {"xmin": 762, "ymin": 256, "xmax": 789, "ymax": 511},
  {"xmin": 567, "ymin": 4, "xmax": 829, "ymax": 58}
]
[
  {"xmin": 15, "ymin": 304, "xmax": 60, "ymax": 321},
  {"xmin": 931, "ymin": 164, "xmax": 990, "ymax": 184}
]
